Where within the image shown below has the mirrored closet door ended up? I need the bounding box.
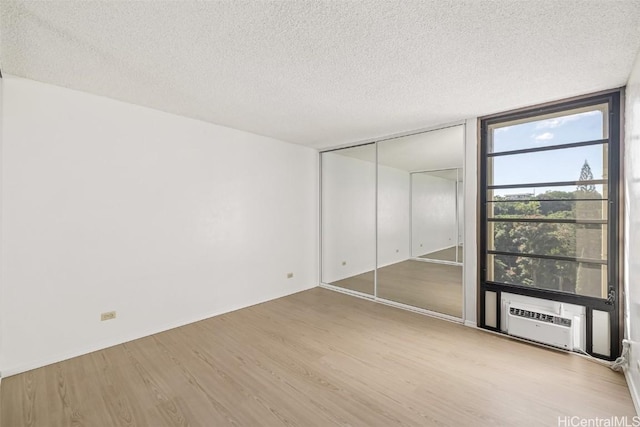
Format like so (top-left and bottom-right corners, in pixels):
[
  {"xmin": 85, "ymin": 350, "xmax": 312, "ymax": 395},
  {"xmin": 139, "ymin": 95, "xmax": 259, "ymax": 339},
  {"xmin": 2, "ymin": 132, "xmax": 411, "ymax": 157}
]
[
  {"xmin": 321, "ymin": 143, "xmax": 376, "ymax": 296},
  {"xmin": 321, "ymin": 125, "xmax": 464, "ymax": 319}
]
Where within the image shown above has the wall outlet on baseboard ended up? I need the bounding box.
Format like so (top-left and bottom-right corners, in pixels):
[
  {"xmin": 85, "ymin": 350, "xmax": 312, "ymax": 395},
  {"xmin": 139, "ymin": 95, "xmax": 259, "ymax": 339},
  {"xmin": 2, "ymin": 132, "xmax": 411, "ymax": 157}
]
[
  {"xmin": 286, "ymin": 272, "xmax": 293, "ymax": 279},
  {"xmin": 101, "ymin": 311, "xmax": 116, "ymax": 321},
  {"xmin": 342, "ymin": 261, "xmax": 346, "ymax": 266}
]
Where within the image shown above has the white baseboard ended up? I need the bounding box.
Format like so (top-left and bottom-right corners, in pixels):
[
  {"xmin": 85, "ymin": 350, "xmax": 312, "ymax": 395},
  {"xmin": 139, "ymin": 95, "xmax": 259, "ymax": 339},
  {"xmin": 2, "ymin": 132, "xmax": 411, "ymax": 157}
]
[
  {"xmin": 1, "ymin": 284, "xmax": 316, "ymax": 378},
  {"xmin": 624, "ymin": 367, "xmax": 640, "ymax": 416},
  {"xmin": 464, "ymin": 320, "xmax": 477, "ymax": 328}
]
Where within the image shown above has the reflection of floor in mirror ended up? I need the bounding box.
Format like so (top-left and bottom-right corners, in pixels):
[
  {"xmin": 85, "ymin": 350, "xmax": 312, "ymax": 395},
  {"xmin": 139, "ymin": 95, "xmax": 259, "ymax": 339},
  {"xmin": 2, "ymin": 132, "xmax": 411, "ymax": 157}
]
[
  {"xmin": 419, "ymin": 245, "xmax": 463, "ymax": 263},
  {"xmin": 330, "ymin": 270, "xmax": 375, "ymax": 295},
  {"xmin": 328, "ymin": 260, "xmax": 462, "ymax": 318}
]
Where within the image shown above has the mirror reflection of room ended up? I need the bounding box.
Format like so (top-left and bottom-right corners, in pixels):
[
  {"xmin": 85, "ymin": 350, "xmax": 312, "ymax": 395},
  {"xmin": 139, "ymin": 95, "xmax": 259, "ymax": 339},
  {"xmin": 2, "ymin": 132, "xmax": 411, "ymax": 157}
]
[
  {"xmin": 320, "ymin": 125, "xmax": 464, "ymax": 319},
  {"xmin": 377, "ymin": 126, "xmax": 464, "ymax": 318},
  {"xmin": 411, "ymin": 168, "xmax": 463, "ymax": 264}
]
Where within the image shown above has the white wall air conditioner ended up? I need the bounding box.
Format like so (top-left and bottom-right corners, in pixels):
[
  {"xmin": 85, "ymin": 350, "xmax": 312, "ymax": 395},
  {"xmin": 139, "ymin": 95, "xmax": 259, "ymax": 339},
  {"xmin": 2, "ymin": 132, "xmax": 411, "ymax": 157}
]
[{"xmin": 506, "ymin": 303, "xmax": 573, "ymax": 350}]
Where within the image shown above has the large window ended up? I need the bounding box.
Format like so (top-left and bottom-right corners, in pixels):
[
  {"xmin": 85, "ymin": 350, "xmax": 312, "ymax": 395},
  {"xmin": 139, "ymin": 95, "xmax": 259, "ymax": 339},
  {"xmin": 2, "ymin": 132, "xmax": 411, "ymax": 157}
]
[{"xmin": 480, "ymin": 91, "xmax": 621, "ymax": 359}]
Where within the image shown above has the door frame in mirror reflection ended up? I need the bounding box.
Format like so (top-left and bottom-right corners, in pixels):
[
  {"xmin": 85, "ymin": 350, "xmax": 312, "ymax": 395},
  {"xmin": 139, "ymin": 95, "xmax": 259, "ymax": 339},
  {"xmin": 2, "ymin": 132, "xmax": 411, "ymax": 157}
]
[
  {"xmin": 409, "ymin": 167, "xmax": 463, "ymax": 265},
  {"xmin": 319, "ymin": 122, "xmax": 466, "ymax": 322}
]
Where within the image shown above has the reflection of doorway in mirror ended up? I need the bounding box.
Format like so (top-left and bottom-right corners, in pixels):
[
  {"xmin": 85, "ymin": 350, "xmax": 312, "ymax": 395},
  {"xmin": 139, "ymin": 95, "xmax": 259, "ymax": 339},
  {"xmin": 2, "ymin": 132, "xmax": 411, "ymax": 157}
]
[{"xmin": 411, "ymin": 168, "xmax": 463, "ymax": 265}]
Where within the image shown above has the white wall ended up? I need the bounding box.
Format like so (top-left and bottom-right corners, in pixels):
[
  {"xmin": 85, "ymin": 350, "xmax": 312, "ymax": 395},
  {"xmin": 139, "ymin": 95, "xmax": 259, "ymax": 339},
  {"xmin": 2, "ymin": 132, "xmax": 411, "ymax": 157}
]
[
  {"xmin": 411, "ymin": 173, "xmax": 457, "ymax": 257},
  {"xmin": 0, "ymin": 76, "xmax": 318, "ymax": 376},
  {"xmin": 321, "ymin": 152, "xmax": 375, "ymax": 283},
  {"xmin": 624, "ymin": 49, "xmax": 640, "ymax": 414}
]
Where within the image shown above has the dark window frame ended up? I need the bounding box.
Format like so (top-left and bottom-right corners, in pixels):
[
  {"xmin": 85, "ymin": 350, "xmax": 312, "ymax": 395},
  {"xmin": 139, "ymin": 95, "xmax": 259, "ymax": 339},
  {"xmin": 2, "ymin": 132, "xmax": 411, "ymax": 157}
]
[{"xmin": 479, "ymin": 90, "xmax": 622, "ymax": 360}]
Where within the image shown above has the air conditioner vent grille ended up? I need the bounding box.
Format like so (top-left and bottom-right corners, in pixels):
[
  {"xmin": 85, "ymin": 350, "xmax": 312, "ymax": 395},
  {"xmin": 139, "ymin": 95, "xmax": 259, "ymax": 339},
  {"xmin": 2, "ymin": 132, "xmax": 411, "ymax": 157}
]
[{"xmin": 509, "ymin": 307, "xmax": 572, "ymax": 327}]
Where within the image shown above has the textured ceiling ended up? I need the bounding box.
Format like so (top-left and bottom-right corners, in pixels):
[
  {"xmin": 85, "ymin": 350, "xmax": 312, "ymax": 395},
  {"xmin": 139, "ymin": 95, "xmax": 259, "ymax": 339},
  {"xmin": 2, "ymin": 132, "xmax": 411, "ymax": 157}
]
[{"xmin": 2, "ymin": 1, "xmax": 640, "ymax": 149}]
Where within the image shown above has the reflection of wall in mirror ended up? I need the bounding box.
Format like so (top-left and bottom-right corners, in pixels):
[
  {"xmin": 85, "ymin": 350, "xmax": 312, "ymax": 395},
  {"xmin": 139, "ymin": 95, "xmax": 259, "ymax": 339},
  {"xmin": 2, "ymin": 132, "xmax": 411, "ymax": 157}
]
[
  {"xmin": 321, "ymin": 153, "xmax": 411, "ymax": 283},
  {"xmin": 322, "ymin": 153, "xmax": 376, "ymax": 283},
  {"xmin": 378, "ymin": 165, "xmax": 410, "ymax": 268},
  {"xmin": 411, "ymin": 173, "xmax": 457, "ymax": 257}
]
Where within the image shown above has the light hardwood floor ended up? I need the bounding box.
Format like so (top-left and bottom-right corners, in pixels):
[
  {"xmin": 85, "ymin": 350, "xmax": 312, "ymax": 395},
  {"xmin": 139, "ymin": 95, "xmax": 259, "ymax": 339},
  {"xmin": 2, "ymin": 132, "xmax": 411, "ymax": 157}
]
[
  {"xmin": 2, "ymin": 288, "xmax": 635, "ymax": 426},
  {"xmin": 330, "ymin": 260, "xmax": 462, "ymax": 317}
]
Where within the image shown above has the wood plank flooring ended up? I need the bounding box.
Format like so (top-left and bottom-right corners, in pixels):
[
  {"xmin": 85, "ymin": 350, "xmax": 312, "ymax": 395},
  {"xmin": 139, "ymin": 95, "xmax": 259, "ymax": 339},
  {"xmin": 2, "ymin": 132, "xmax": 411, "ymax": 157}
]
[
  {"xmin": 330, "ymin": 260, "xmax": 462, "ymax": 317},
  {"xmin": 2, "ymin": 287, "xmax": 635, "ymax": 426}
]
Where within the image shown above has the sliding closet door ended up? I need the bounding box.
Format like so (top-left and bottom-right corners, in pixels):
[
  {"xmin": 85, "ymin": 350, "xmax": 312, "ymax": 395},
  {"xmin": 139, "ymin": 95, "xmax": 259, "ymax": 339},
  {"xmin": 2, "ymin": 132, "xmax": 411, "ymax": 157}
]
[
  {"xmin": 320, "ymin": 126, "xmax": 464, "ymax": 318},
  {"xmin": 376, "ymin": 127, "xmax": 464, "ymax": 317},
  {"xmin": 321, "ymin": 144, "xmax": 376, "ymax": 295}
]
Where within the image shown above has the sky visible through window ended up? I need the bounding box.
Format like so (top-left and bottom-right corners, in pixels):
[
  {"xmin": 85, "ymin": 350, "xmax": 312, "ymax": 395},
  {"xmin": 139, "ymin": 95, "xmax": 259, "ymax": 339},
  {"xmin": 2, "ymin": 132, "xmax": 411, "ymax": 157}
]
[{"xmin": 491, "ymin": 110, "xmax": 605, "ymax": 197}]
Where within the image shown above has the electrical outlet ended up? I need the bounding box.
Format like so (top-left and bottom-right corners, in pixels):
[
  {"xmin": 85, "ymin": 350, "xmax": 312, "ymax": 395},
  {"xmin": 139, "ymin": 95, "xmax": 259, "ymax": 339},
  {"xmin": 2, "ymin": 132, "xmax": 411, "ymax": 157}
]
[
  {"xmin": 287, "ymin": 272, "xmax": 293, "ymax": 279},
  {"xmin": 420, "ymin": 243, "xmax": 423, "ymax": 247},
  {"xmin": 342, "ymin": 261, "xmax": 346, "ymax": 266},
  {"xmin": 396, "ymin": 249, "xmax": 399, "ymax": 253},
  {"xmin": 101, "ymin": 311, "xmax": 116, "ymax": 321}
]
